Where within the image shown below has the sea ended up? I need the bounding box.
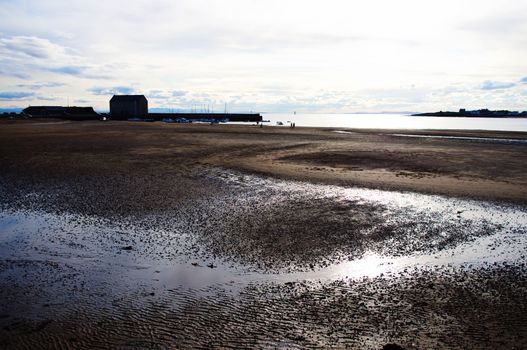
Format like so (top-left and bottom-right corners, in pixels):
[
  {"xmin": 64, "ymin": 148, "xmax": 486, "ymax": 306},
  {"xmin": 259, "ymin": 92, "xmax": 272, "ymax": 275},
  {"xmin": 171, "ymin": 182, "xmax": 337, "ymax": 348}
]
[{"xmin": 260, "ymin": 113, "xmax": 527, "ymax": 132}]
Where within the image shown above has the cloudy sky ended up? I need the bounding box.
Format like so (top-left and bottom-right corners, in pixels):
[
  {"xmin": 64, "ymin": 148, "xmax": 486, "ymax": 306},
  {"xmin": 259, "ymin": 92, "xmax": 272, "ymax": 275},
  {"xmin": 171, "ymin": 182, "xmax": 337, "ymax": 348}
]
[{"xmin": 1, "ymin": 0, "xmax": 526, "ymax": 112}]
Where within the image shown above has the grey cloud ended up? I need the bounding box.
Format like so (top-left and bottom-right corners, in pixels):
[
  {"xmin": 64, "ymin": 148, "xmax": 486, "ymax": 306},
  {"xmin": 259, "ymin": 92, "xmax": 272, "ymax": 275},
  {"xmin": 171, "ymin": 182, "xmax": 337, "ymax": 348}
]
[
  {"xmin": 47, "ymin": 66, "xmax": 86, "ymax": 76},
  {"xmin": 481, "ymin": 80, "xmax": 516, "ymax": 90},
  {"xmin": 520, "ymin": 77, "xmax": 527, "ymax": 84},
  {"xmin": 17, "ymin": 82, "xmax": 65, "ymax": 89},
  {"xmin": 172, "ymin": 90, "xmax": 186, "ymax": 97},
  {"xmin": 0, "ymin": 36, "xmax": 64, "ymax": 59},
  {"xmin": 89, "ymin": 86, "xmax": 134, "ymax": 95},
  {"xmin": 146, "ymin": 90, "xmax": 169, "ymax": 99},
  {"xmin": 0, "ymin": 91, "xmax": 35, "ymax": 100},
  {"xmin": 142, "ymin": 89, "xmax": 188, "ymax": 100},
  {"xmin": 37, "ymin": 96, "xmax": 58, "ymax": 101},
  {"xmin": 0, "ymin": 69, "xmax": 30, "ymax": 79},
  {"xmin": 46, "ymin": 65, "xmax": 112, "ymax": 79}
]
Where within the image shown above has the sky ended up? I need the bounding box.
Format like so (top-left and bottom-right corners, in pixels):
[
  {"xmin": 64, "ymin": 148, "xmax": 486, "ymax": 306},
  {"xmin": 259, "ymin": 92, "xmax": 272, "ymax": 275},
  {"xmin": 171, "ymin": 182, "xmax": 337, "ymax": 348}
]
[{"xmin": 0, "ymin": 0, "xmax": 526, "ymax": 113}]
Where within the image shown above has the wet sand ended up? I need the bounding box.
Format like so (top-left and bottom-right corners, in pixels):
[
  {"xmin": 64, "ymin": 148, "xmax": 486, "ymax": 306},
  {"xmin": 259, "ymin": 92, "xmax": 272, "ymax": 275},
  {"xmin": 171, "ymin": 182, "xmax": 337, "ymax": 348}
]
[
  {"xmin": 0, "ymin": 120, "xmax": 526, "ymax": 349},
  {"xmin": 1, "ymin": 120, "xmax": 526, "ymax": 205}
]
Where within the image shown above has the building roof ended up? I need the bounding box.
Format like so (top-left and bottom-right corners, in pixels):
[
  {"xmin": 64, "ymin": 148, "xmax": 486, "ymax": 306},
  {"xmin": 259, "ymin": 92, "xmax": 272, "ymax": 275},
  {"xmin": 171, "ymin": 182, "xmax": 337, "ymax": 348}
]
[
  {"xmin": 110, "ymin": 95, "xmax": 147, "ymax": 102},
  {"xmin": 23, "ymin": 106, "xmax": 98, "ymax": 116},
  {"xmin": 24, "ymin": 106, "xmax": 66, "ymax": 112},
  {"xmin": 64, "ymin": 107, "xmax": 98, "ymax": 115}
]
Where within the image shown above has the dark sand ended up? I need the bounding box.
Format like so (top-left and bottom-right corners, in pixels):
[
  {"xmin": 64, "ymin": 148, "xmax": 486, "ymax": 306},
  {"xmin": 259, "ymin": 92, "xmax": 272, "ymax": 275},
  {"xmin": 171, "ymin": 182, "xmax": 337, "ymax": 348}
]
[
  {"xmin": 0, "ymin": 120, "xmax": 526, "ymax": 349},
  {"xmin": 2, "ymin": 120, "xmax": 526, "ymax": 205}
]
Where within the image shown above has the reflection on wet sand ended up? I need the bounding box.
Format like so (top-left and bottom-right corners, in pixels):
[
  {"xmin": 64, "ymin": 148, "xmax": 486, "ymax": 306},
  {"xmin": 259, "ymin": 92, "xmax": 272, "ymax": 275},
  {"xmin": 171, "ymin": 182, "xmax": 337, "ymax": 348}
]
[{"xmin": 1, "ymin": 170, "xmax": 526, "ymax": 349}]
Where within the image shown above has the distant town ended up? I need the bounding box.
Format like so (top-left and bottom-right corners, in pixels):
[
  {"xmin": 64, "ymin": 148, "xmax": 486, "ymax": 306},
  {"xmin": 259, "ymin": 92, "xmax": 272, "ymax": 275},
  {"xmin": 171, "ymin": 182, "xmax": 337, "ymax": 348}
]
[{"xmin": 412, "ymin": 109, "xmax": 527, "ymax": 118}]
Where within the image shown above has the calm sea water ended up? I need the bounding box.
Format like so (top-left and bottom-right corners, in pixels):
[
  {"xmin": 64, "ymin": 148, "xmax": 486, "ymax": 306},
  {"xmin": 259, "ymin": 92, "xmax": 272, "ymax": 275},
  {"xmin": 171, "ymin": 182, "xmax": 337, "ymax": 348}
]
[{"xmin": 261, "ymin": 113, "xmax": 527, "ymax": 132}]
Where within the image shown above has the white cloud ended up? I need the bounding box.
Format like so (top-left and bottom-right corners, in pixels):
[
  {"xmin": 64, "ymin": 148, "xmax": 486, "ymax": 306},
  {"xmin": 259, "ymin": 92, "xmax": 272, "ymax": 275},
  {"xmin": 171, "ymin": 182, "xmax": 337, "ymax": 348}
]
[
  {"xmin": 0, "ymin": 35, "xmax": 67, "ymax": 59},
  {"xmin": 0, "ymin": 0, "xmax": 526, "ymax": 111}
]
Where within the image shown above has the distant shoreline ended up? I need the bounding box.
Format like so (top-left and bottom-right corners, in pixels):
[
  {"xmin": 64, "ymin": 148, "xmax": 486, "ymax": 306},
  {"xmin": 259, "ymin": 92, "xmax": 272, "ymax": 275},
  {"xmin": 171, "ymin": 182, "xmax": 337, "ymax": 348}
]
[{"xmin": 412, "ymin": 109, "xmax": 527, "ymax": 118}]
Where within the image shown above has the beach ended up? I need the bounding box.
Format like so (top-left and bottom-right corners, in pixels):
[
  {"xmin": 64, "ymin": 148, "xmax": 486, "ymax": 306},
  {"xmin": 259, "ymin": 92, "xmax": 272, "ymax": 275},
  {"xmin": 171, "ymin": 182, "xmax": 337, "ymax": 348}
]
[
  {"xmin": 0, "ymin": 120, "xmax": 526, "ymax": 349},
  {"xmin": 2, "ymin": 120, "xmax": 527, "ymax": 203}
]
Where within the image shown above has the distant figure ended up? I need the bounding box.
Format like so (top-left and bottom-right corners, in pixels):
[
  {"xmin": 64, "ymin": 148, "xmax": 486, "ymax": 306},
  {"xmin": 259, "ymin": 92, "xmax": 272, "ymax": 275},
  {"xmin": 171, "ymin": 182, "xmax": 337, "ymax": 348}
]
[{"xmin": 260, "ymin": 123, "xmax": 263, "ymax": 128}]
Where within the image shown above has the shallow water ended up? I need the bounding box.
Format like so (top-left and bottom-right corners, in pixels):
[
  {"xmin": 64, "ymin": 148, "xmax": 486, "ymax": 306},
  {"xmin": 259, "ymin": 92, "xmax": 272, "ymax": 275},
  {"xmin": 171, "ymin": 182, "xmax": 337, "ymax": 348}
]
[
  {"xmin": 1, "ymin": 171, "xmax": 525, "ymax": 293},
  {"xmin": 390, "ymin": 133, "xmax": 527, "ymax": 144},
  {"xmin": 263, "ymin": 113, "xmax": 527, "ymax": 131},
  {"xmin": 218, "ymin": 170, "xmax": 527, "ymax": 268}
]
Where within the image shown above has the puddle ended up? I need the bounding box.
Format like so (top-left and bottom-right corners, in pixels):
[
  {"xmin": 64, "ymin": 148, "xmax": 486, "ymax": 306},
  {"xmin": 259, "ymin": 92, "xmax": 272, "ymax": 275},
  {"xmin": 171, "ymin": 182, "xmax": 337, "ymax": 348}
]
[
  {"xmin": 332, "ymin": 130, "xmax": 527, "ymax": 144},
  {"xmin": 332, "ymin": 130, "xmax": 357, "ymax": 135}
]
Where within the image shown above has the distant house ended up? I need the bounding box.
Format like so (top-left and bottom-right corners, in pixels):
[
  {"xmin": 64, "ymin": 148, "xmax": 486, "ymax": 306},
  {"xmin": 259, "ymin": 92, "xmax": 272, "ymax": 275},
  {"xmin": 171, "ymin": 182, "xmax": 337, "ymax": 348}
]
[
  {"xmin": 110, "ymin": 95, "xmax": 148, "ymax": 119},
  {"xmin": 22, "ymin": 106, "xmax": 99, "ymax": 120}
]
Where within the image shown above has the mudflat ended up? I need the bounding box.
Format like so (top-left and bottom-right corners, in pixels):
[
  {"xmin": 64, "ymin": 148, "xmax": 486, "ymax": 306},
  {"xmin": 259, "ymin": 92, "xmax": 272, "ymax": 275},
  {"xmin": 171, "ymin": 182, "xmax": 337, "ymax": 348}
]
[
  {"xmin": 0, "ymin": 120, "xmax": 526, "ymax": 349},
  {"xmin": 1, "ymin": 120, "xmax": 527, "ymax": 204}
]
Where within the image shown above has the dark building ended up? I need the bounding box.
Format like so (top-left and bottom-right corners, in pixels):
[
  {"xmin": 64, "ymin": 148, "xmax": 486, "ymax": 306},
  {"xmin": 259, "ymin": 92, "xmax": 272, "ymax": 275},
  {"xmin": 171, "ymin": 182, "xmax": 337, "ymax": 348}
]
[
  {"xmin": 22, "ymin": 106, "xmax": 99, "ymax": 120},
  {"xmin": 110, "ymin": 95, "xmax": 148, "ymax": 119}
]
